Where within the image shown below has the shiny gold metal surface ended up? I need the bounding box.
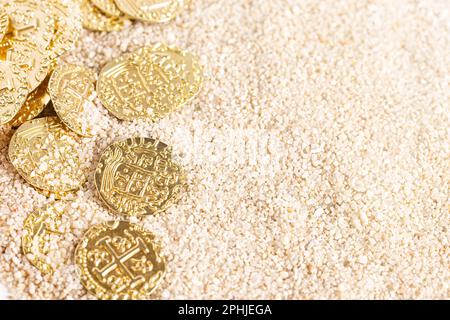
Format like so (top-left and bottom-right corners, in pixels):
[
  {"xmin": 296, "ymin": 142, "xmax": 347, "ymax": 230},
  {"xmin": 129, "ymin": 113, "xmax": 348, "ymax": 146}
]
[
  {"xmin": 9, "ymin": 77, "xmax": 50, "ymax": 127},
  {"xmin": 114, "ymin": 0, "xmax": 187, "ymax": 23},
  {"xmin": 94, "ymin": 137, "xmax": 186, "ymax": 217},
  {"xmin": 49, "ymin": 63, "xmax": 97, "ymax": 136},
  {"xmin": 91, "ymin": 0, "xmax": 123, "ymax": 17},
  {"xmin": 75, "ymin": 220, "xmax": 166, "ymax": 300},
  {"xmin": 22, "ymin": 202, "xmax": 68, "ymax": 274},
  {"xmin": 0, "ymin": 61, "xmax": 29, "ymax": 125},
  {"xmin": 8, "ymin": 116, "xmax": 88, "ymax": 194},
  {"xmin": 97, "ymin": 44, "xmax": 202, "ymax": 120}
]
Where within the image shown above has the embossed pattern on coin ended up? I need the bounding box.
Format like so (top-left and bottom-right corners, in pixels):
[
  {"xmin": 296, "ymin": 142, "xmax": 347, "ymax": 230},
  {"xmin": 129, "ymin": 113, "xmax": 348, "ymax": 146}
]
[
  {"xmin": 95, "ymin": 137, "xmax": 186, "ymax": 217},
  {"xmin": 47, "ymin": 0, "xmax": 83, "ymax": 63},
  {"xmin": 91, "ymin": 0, "xmax": 123, "ymax": 17},
  {"xmin": 114, "ymin": 0, "xmax": 185, "ymax": 23},
  {"xmin": 3, "ymin": 0, "xmax": 56, "ymax": 51},
  {"xmin": 22, "ymin": 202, "xmax": 68, "ymax": 275},
  {"xmin": 49, "ymin": 64, "xmax": 97, "ymax": 136},
  {"xmin": 8, "ymin": 117, "xmax": 88, "ymax": 194},
  {"xmin": 134, "ymin": 43, "xmax": 203, "ymax": 104},
  {"xmin": 4, "ymin": 40, "xmax": 51, "ymax": 91},
  {"xmin": 81, "ymin": 0, "xmax": 126, "ymax": 32},
  {"xmin": 0, "ymin": 7, "xmax": 9, "ymax": 43},
  {"xmin": 9, "ymin": 77, "xmax": 50, "ymax": 127},
  {"xmin": 0, "ymin": 61, "xmax": 29, "ymax": 125},
  {"xmin": 75, "ymin": 220, "xmax": 165, "ymax": 300}
]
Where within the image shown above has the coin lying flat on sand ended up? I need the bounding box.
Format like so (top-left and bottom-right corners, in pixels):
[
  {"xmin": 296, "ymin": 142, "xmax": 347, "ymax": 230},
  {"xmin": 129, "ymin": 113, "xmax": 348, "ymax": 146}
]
[
  {"xmin": 134, "ymin": 43, "xmax": 203, "ymax": 104},
  {"xmin": 75, "ymin": 220, "xmax": 166, "ymax": 300},
  {"xmin": 49, "ymin": 63, "xmax": 97, "ymax": 136},
  {"xmin": 8, "ymin": 116, "xmax": 89, "ymax": 194},
  {"xmin": 94, "ymin": 137, "xmax": 186, "ymax": 217},
  {"xmin": 97, "ymin": 44, "xmax": 202, "ymax": 121}
]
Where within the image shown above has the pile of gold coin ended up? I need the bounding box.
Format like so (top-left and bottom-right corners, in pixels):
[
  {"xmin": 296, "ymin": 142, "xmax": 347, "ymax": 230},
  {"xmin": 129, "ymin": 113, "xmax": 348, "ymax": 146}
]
[
  {"xmin": 1, "ymin": 0, "xmax": 202, "ymax": 300},
  {"xmin": 0, "ymin": 0, "xmax": 82, "ymax": 127},
  {"xmin": 81, "ymin": 0, "xmax": 191, "ymax": 32}
]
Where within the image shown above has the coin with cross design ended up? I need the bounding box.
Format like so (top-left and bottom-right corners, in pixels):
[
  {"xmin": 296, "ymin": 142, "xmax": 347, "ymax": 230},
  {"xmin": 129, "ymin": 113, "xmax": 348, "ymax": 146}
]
[
  {"xmin": 75, "ymin": 220, "xmax": 166, "ymax": 300},
  {"xmin": 94, "ymin": 137, "xmax": 186, "ymax": 217},
  {"xmin": 49, "ymin": 63, "xmax": 97, "ymax": 136}
]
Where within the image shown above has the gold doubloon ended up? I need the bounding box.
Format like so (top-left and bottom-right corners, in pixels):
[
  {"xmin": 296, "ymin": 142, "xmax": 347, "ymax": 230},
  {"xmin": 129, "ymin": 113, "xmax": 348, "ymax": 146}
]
[
  {"xmin": 0, "ymin": 61, "xmax": 29, "ymax": 125},
  {"xmin": 22, "ymin": 202, "xmax": 69, "ymax": 275},
  {"xmin": 9, "ymin": 77, "xmax": 51, "ymax": 127},
  {"xmin": 80, "ymin": 0, "xmax": 127, "ymax": 32},
  {"xmin": 94, "ymin": 137, "xmax": 186, "ymax": 217},
  {"xmin": 49, "ymin": 63, "xmax": 97, "ymax": 136},
  {"xmin": 75, "ymin": 220, "xmax": 166, "ymax": 300},
  {"xmin": 97, "ymin": 44, "xmax": 203, "ymax": 121},
  {"xmin": 8, "ymin": 116, "xmax": 88, "ymax": 194}
]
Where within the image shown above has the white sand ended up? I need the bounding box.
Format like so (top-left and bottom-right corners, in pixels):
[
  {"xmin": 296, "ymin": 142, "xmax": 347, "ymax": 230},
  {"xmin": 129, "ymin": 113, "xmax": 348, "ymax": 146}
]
[{"xmin": 0, "ymin": 0, "xmax": 449, "ymax": 299}]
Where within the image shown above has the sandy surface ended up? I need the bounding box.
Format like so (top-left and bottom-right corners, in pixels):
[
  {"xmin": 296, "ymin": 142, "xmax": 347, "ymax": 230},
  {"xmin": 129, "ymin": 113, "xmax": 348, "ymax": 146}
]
[{"xmin": 0, "ymin": 0, "xmax": 449, "ymax": 299}]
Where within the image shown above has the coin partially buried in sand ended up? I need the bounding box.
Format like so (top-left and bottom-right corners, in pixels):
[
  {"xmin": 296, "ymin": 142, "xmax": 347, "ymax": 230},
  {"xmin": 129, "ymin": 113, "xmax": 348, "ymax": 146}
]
[
  {"xmin": 22, "ymin": 202, "xmax": 69, "ymax": 275},
  {"xmin": 49, "ymin": 63, "xmax": 97, "ymax": 136},
  {"xmin": 75, "ymin": 220, "xmax": 166, "ymax": 300},
  {"xmin": 97, "ymin": 44, "xmax": 202, "ymax": 121},
  {"xmin": 8, "ymin": 117, "xmax": 89, "ymax": 195},
  {"xmin": 94, "ymin": 137, "xmax": 186, "ymax": 217}
]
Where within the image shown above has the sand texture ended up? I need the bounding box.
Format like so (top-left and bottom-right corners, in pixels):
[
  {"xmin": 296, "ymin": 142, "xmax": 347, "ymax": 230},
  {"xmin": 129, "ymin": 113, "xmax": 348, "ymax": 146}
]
[{"xmin": 0, "ymin": 0, "xmax": 449, "ymax": 299}]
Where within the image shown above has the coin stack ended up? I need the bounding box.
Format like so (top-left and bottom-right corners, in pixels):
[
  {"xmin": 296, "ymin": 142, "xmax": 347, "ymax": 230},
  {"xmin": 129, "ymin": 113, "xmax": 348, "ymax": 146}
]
[
  {"xmin": 81, "ymin": 0, "xmax": 191, "ymax": 32},
  {"xmin": 1, "ymin": 0, "xmax": 203, "ymax": 300}
]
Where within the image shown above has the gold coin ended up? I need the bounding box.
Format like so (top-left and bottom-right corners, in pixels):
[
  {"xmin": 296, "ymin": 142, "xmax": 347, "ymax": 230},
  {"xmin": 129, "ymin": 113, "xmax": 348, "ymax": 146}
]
[
  {"xmin": 81, "ymin": 0, "xmax": 126, "ymax": 32},
  {"xmin": 49, "ymin": 63, "xmax": 97, "ymax": 136},
  {"xmin": 47, "ymin": 0, "xmax": 83, "ymax": 63},
  {"xmin": 3, "ymin": 40, "xmax": 51, "ymax": 91},
  {"xmin": 3, "ymin": 0, "xmax": 56, "ymax": 51},
  {"xmin": 97, "ymin": 51, "xmax": 185, "ymax": 120},
  {"xmin": 114, "ymin": 0, "xmax": 187, "ymax": 23},
  {"xmin": 8, "ymin": 116, "xmax": 88, "ymax": 194},
  {"xmin": 134, "ymin": 43, "xmax": 203, "ymax": 104},
  {"xmin": 95, "ymin": 137, "xmax": 186, "ymax": 217},
  {"xmin": 75, "ymin": 220, "xmax": 165, "ymax": 300},
  {"xmin": 0, "ymin": 7, "xmax": 9, "ymax": 43},
  {"xmin": 91, "ymin": 0, "xmax": 123, "ymax": 17},
  {"xmin": 9, "ymin": 76, "xmax": 50, "ymax": 127},
  {"xmin": 0, "ymin": 61, "xmax": 29, "ymax": 125},
  {"xmin": 22, "ymin": 202, "xmax": 68, "ymax": 275}
]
